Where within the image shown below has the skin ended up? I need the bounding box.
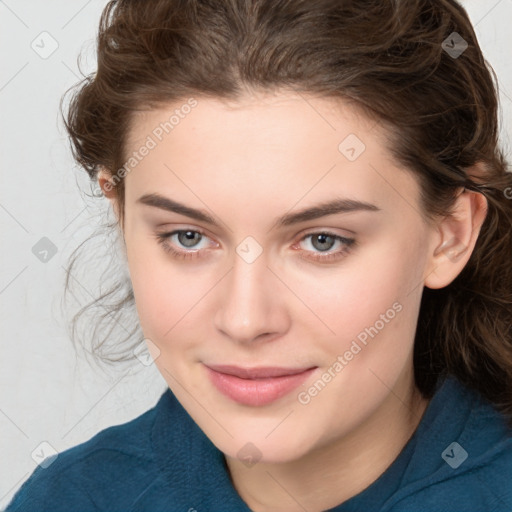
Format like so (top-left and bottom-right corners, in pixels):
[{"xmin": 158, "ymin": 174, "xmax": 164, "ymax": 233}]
[{"xmin": 99, "ymin": 90, "xmax": 487, "ymax": 512}]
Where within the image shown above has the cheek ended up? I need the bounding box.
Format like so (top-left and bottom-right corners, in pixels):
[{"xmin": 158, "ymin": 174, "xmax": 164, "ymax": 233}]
[
  {"xmin": 124, "ymin": 236, "xmax": 195, "ymax": 340},
  {"xmin": 126, "ymin": 244, "xmax": 224, "ymax": 355},
  {"xmin": 291, "ymin": 234, "xmax": 425, "ymax": 366},
  {"xmin": 296, "ymin": 247, "xmax": 417, "ymax": 328}
]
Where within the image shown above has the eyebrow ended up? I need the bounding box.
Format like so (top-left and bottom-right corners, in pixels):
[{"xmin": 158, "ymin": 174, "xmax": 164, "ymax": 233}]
[{"xmin": 136, "ymin": 193, "xmax": 381, "ymax": 228}]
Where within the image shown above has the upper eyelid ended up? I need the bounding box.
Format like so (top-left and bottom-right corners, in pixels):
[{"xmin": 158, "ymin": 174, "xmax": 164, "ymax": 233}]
[{"xmin": 157, "ymin": 224, "xmax": 354, "ymax": 238}]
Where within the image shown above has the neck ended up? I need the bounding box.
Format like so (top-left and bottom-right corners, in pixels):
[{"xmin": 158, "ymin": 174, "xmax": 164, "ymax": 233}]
[{"xmin": 225, "ymin": 373, "xmax": 430, "ymax": 512}]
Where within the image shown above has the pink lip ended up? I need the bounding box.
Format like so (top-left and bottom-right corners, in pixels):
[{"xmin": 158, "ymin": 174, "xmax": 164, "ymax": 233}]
[{"xmin": 204, "ymin": 364, "xmax": 317, "ymax": 406}]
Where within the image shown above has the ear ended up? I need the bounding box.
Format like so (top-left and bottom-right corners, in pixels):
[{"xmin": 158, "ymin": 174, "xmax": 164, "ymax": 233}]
[
  {"xmin": 97, "ymin": 168, "xmax": 122, "ymax": 225},
  {"xmin": 424, "ymin": 185, "xmax": 488, "ymax": 289}
]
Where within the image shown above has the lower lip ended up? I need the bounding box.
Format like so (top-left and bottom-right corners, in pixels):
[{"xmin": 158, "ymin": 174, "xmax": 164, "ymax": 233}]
[{"xmin": 204, "ymin": 365, "xmax": 317, "ymax": 406}]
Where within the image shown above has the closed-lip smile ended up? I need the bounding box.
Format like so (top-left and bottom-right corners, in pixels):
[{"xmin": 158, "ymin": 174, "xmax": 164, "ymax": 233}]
[{"xmin": 204, "ymin": 363, "xmax": 317, "ymax": 406}]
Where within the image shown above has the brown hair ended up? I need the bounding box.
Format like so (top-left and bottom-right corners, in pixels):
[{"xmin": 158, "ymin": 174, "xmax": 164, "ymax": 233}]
[{"xmin": 61, "ymin": 0, "xmax": 512, "ymax": 424}]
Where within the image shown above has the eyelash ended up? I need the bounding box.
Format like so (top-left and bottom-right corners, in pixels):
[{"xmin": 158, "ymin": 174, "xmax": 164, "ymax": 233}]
[{"xmin": 153, "ymin": 229, "xmax": 356, "ymax": 263}]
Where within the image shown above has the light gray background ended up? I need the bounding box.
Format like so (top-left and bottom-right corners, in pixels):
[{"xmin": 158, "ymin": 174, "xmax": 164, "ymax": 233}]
[{"xmin": 1, "ymin": 0, "xmax": 511, "ymax": 507}]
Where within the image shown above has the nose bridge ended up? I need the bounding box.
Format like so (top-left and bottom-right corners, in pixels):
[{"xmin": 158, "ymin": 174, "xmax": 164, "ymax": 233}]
[{"xmin": 214, "ymin": 246, "xmax": 287, "ymax": 343}]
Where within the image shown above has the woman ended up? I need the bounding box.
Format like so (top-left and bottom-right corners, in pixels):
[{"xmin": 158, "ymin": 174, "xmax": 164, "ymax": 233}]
[{"xmin": 6, "ymin": 0, "xmax": 512, "ymax": 510}]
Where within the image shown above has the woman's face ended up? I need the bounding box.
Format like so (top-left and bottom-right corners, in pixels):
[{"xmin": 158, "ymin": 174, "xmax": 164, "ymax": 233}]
[{"xmin": 119, "ymin": 91, "xmax": 439, "ymax": 463}]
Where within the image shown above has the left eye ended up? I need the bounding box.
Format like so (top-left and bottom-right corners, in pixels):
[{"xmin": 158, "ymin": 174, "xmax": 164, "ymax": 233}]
[
  {"xmin": 300, "ymin": 233, "xmax": 345, "ymax": 252},
  {"xmin": 293, "ymin": 232, "xmax": 356, "ymax": 262}
]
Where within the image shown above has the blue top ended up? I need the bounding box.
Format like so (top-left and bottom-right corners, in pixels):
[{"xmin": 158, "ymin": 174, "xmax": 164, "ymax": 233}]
[{"xmin": 5, "ymin": 375, "xmax": 512, "ymax": 511}]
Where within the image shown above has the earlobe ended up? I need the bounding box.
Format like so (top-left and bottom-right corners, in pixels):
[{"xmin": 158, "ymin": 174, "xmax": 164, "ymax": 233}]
[{"xmin": 424, "ymin": 188, "xmax": 488, "ymax": 290}]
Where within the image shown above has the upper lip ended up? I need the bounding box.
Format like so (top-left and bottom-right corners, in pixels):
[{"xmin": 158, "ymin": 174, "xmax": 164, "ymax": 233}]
[{"xmin": 205, "ymin": 364, "xmax": 316, "ymax": 379}]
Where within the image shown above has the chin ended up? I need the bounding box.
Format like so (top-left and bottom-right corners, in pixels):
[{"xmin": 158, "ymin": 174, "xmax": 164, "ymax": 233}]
[{"xmin": 218, "ymin": 430, "xmax": 313, "ymax": 466}]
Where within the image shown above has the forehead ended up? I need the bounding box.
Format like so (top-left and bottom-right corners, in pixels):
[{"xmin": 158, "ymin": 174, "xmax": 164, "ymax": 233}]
[
  {"xmin": 126, "ymin": 91, "xmax": 378, "ymax": 152},
  {"xmin": 123, "ymin": 91, "xmax": 421, "ymax": 222}
]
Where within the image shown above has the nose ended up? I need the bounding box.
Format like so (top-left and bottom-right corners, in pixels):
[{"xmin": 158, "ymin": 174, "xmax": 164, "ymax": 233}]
[{"xmin": 213, "ymin": 250, "xmax": 290, "ymax": 345}]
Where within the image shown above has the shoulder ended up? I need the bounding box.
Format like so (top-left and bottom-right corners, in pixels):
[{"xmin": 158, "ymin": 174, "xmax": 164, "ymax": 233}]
[
  {"xmin": 388, "ymin": 376, "xmax": 512, "ymax": 511},
  {"xmin": 5, "ymin": 394, "xmax": 165, "ymax": 512},
  {"xmin": 389, "ymin": 442, "xmax": 512, "ymax": 511}
]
